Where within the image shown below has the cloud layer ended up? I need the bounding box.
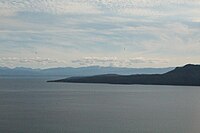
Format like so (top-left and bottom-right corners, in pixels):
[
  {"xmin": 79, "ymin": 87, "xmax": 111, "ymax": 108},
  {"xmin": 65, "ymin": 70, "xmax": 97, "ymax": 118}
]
[
  {"xmin": 0, "ymin": 0, "xmax": 200, "ymax": 68},
  {"xmin": 1, "ymin": 0, "xmax": 200, "ymax": 16},
  {"xmin": 72, "ymin": 57, "xmax": 168, "ymax": 67}
]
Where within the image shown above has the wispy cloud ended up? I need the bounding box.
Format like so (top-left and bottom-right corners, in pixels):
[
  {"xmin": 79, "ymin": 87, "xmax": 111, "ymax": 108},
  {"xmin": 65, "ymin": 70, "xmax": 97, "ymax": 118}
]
[
  {"xmin": 0, "ymin": 0, "xmax": 102, "ymax": 16},
  {"xmin": 0, "ymin": 0, "xmax": 200, "ymax": 68},
  {"xmin": 0, "ymin": 57, "xmax": 67, "ymax": 68},
  {"xmin": 1, "ymin": 0, "xmax": 200, "ymax": 16},
  {"xmin": 72, "ymin": 57, "xmax": 168, "ymax": 67}
]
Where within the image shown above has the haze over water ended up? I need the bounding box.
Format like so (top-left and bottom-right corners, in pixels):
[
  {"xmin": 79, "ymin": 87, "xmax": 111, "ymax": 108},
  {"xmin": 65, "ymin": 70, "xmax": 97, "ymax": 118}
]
[{"xmin": 1, "ymin": 76, "xmax": 200, "ymax": 133}]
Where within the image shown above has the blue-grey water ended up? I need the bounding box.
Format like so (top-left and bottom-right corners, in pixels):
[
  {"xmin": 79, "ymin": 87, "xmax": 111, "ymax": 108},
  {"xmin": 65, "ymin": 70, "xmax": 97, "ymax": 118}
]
[{"xmin": 1, "ymin": 76, "xmax": 200, "ymax": 133}]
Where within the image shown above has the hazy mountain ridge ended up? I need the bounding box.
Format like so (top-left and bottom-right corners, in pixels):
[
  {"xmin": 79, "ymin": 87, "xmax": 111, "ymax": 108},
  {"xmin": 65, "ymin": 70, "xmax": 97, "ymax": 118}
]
[
  {"xmin": 50, "ymin": 64, "xmax": 200, "ymax": 86},
  {"xmin": 0, "ymin": 66, "xmax": 173, "ymax": 76}
]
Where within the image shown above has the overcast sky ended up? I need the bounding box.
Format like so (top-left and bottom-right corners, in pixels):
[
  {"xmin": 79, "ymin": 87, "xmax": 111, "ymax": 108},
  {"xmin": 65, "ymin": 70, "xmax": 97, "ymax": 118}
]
[{"xmin": 0, "ymin": 0, "xmax": 200, "ymax": 68}]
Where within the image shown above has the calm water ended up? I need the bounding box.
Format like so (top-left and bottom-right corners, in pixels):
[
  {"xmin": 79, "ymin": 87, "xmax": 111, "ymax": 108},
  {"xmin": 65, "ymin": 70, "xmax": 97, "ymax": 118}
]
[{"xmin": 1, "ymin": 76, "xmax": 200, "ymax": 133}]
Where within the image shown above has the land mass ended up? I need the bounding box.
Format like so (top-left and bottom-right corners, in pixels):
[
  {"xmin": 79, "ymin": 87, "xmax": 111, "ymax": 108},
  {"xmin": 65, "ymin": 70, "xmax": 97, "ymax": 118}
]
[
  {"xmin": 0, "ymin": 66, "xmax": 173, "ymax": 76},
  {"xmin": 48, "ymin": 64, "xmax": 200, "ymax": 86}
]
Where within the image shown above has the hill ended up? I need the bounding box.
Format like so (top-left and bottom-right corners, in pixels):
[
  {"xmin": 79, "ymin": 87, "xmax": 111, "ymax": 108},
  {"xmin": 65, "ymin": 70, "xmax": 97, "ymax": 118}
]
[
  {"xmin": 49, "ymin": 64, "xmax": 200, "ymax": 86},
  {"xmin": 0, "ymin": 66, "xmax": 173, "ymax": 76}
]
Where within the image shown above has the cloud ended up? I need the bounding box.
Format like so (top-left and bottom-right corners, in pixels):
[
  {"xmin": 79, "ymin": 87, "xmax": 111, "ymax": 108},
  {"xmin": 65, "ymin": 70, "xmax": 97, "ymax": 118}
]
[
  {"xmin": 0, "ymin": 57, "xmax": 66, "ymax": 66},
  {"xmin": 0, "ymin": 0, "xmax": 101, "ymax": 16},
  {"xmin": 0, "ymin": 0, "xmax": 200, "ymax": 68},
  {"xmin": 72, "ymin": 57, "xmax": 168, "ymax": 67},
  {"xmin": 1, "ymin": 0, "xmax": 200, "ymax": 16}
]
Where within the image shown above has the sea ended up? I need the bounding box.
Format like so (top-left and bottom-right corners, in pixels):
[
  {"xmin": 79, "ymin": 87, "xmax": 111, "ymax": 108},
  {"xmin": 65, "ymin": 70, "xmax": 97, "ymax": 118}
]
[{"xmin": 1, "ymin": 76, "xmax": 200, "ymax": 133}]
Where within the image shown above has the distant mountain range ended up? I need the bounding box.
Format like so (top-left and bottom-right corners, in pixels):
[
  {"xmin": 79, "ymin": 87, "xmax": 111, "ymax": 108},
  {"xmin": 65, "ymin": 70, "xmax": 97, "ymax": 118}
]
[
  {"xmin": 49, "ymin": 64, "xmax": 200, "ymax": 86},
  {"xmin": 0, "ymin": 66, "xmax": 173, "ymax": 76}
]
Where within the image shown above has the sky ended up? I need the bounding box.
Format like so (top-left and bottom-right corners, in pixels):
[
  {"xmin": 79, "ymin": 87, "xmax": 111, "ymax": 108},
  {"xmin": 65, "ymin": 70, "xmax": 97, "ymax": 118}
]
[{"xmin": 0, "ymin": 0, "xmax": 200, "ymax": 68}]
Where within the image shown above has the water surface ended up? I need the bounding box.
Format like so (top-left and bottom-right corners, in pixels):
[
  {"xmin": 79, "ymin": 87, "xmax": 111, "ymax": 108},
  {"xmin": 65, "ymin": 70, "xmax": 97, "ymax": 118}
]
[{"xmin": 0, "ymin": 76, "xmax": 200, "ymax": 133}]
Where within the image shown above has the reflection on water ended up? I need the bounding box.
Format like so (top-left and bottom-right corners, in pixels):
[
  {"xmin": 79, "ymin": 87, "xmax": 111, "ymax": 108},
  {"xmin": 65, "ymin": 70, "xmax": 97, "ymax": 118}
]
[{"xmin": 0, "ymin": 77, "xmax": 200, "ymax": 133}]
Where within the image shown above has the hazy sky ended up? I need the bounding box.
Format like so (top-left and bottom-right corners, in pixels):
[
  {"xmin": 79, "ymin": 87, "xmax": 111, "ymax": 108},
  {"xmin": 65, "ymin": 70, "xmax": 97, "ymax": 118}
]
[{"xmin": 0, "ymin": 0, "xmax": 200, "ymax": 68}]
